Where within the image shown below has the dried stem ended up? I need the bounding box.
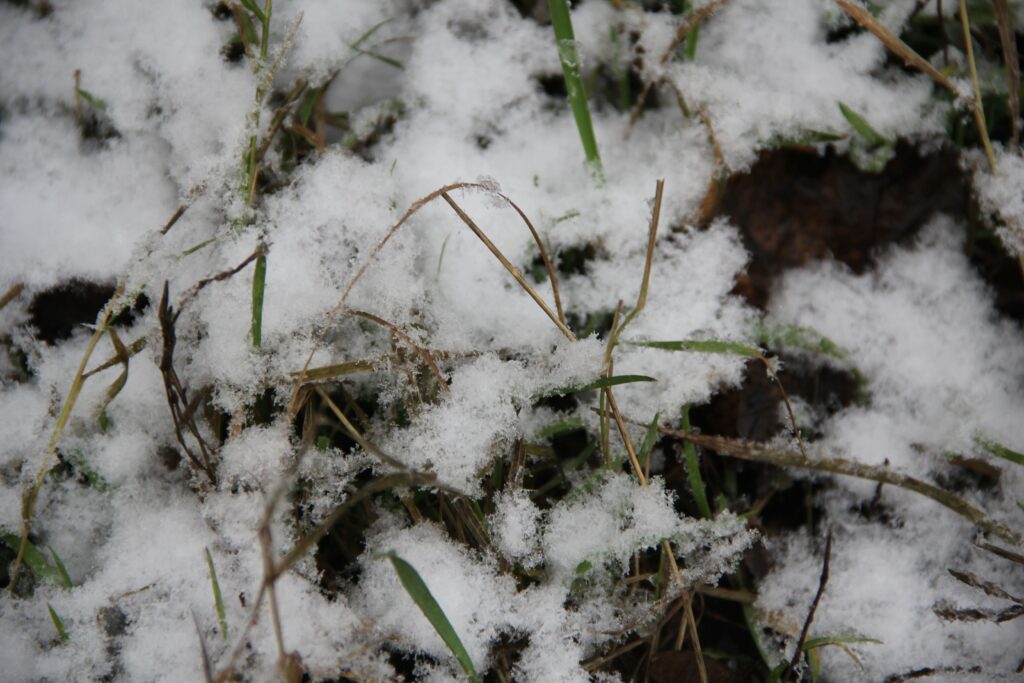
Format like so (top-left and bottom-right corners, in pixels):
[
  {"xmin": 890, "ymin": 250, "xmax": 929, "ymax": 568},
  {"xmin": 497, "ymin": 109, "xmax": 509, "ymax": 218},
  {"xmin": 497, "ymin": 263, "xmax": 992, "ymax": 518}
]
[
  {"xmin": 788, "ymin": 530, "xmax": 833, "ymax": 676},
  {"xmin": 992, "ymin": 0, "xmax": 1019, "ymax": 148},
  {"xmin": 639, "ymin": 423, "xmax": 1022, "ymax": 547},
  {"xmin": 957, "ymin": 0, "xmax": 998, "ymax": 171}
]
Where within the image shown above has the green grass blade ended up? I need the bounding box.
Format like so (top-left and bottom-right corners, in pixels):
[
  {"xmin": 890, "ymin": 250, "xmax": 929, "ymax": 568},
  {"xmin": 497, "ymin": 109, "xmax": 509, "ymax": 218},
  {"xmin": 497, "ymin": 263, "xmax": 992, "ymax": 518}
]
[
  {"xmin": 251, "ymin": 252, "xmax": 266, "ymax": 348},
  {"xmin": 547, "ymin": 0, "xmax": 602, "ymax": 178},
  {"xmin": 351, "ymin": 18, "xmax": 393, "ymax": 51},
  {"xmin": 631, "ymin": 339, "xmax": 762, "ymax": 358},
  {"xmin": 975, "ymin": 434, "xmax": 1024, "ymax": 467},
  {"xmin": 47, "ymin": 603, "xmax": 69, "ymax": 642},
  {"xmin": 756, "ymin": 322, "xmax": 848, "ymax": 360},
  {"xmin": 534, "ymin": 418, "xmax": 585, "ymax": 440},
  {"xmin": 537, "ymin": 374, "xmax": 656, "ymax": 399},
  {"xmin": 1, "ymin": 533, "xmax": 63, "ymax": 585},
  {"xmin": 638, "ymin": 412, "xmax": 660, "ymax": 471},
  {"xmin": 205, "ymin": 548, "xmax": 228, "ymax": 641},
  {"xmin": 386, "ymin": 552, "xmax": 480, "ymax": 683},
  {"xmin": 838, "ymin": 102, "xmax": 889, "ymax": 146},
  {"xmin": 682, "ymin": 404, "xmax": 712, "ymax": 518},
  {"xmin": 76, "ymin": 88, "xmax": 107, "ymax": 111},
  {"xmin": 48, "ymin": 547, "xmax": 72, "ymax": 589},
  {"xmin": 802, "ymin": 634, "xmax": 883, "ymax": 650}
]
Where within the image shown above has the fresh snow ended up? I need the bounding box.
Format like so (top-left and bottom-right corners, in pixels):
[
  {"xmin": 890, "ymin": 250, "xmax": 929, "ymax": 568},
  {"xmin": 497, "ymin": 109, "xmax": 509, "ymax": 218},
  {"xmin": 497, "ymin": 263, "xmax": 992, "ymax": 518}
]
[{"xmin": 1, "ymin": 0, "xmax": 1022, "ymax": 681}]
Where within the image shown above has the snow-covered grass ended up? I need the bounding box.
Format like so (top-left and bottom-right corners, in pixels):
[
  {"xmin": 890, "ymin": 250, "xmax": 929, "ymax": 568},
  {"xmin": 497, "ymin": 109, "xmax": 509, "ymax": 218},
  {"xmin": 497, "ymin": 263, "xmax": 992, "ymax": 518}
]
[{"xmin": 1, "ymin": 0, "xmax": 1023, "ymax": 681}]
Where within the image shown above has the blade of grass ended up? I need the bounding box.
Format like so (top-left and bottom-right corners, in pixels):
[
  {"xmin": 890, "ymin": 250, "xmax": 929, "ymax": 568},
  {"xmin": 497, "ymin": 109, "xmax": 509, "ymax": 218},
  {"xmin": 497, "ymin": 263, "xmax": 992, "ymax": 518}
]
[
  {"xmin": 250, "ymin": 250, "xmax": 266, "ymax": 348},
  {"xmin": 681, "ymin": 404, "xmax": 712, "ymax": 519},
  {"xmin": 834, "ymin": 0, "xmax": 996, "ymax": 171},
  {"xmin": 547, "ymin": 0, "xmax": 602, "ymax": 179},
  {"xmin": 992, "ymin": 0, "xmax": 1019, "ymax": 148},
  {"xmin": 630, "ymin": 338, "xmax": 762, "ymax": 357},
  {"xmin": 536, "ymin": 374, "xmax": 656, "ymax": 399},
  {"xmin": 838, "ymin": 102, "xmax": 889, "ymax": 146},
  {"xmin": 975, "ymin": 434, "xmax": 1024, "ymax": 467},
  {"xmin": 385, "ymin": 552, "xmax": 480, "ymax": 683},
  {"xmin": 47, "ymin": 603, "xmax": 69, "ymax": 642},
  {"xmin": 205, "ymin": 548, "xmax": 229, "ymax": 642},
  {"xmin": 638, "ymin": 412, "xmax": 661, "ymax": 474},
  {"xmin": 2, "ymin": 533, "xmax": 63, "ymax": 585},
  {"xmin": 48, "ymin": 547, "xmax": 72, "ymax": 588}
]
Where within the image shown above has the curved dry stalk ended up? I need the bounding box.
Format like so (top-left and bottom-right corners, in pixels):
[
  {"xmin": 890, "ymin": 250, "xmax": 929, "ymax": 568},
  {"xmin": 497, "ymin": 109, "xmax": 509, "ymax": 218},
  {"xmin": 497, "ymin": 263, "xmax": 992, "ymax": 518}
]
[
  {"xmin": 288, "ymin": 182, "xmax": 569, "ymax": 417},
  {"xmin": 11, "ymin": 282, "xmax": 125, "ymax": 594},
  {"xmin": 313, "ymin": 386, "xmax": 410, "ymax": 471}
]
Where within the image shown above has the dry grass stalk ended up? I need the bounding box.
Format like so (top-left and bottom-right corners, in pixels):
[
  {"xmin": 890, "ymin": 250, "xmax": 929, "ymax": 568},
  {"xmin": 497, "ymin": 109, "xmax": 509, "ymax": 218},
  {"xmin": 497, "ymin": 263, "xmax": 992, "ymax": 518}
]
[
  {"xmin": 789, "ymin": 531, "xmax": 833, "ymax": 676},
  {"xmin": 646, "ymin": 425, "xmax": 1023, "ymax": 547},
  {"xmin": 957, "ymin": 0, "xmax": 998, "ymax": 171},
  {"xmin": 11, "ymin": 282, "xmax": 125, "ymax": 593},
  {"xmin": 992, "ymin": 0, "xmax": 1020, "ymax": 148},
  {"xmin": 0, "ymin": 282, "xmax": 25, "ymax": 312}
]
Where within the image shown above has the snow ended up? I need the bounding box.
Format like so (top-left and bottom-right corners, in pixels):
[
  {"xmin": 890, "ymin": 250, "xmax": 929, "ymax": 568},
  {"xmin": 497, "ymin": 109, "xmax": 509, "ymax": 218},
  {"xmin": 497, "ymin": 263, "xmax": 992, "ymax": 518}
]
[{"xmin": 1, "ymin": 0, "xmax": 1022, "ymax": 680}]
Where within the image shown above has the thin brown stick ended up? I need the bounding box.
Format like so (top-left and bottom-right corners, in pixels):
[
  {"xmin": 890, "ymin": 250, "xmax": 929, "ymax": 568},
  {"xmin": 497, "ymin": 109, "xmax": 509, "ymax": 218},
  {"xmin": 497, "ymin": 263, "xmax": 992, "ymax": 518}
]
[
  {"xmin": 313, "ymin": 386, "xmax": 409, "ymax": 470},
  {"xmin": 636, "ymin": 179, "xmax": 664, "ymax": 312},
  {"xmin": 441, "ymin": 192, "xmax": 576, "ymax": 341},
  {"xmin": 635, "ymin": 422, "xmax": 1022, "ymax": 547},
  {"xmin": 685, "ymin": 597, "xmax": 709, "ymax": 683},
  {"xmin": 958, "ymin": 0, "xmax": 998, "ymax": 171},
  {"xmin": 788, "ymin": 530, "xmax": 833, "ymax": 676},
  {"xmin": 992, "ymin": 0, "xmax": 1020, "ymax": 148},
  {"xmin": 159, "ymin": 205, "xmax": 188, "ymax": 235},
  {"xmin": 606, "ymin": 386, "xmax": 647, "ymax": 487},
  {"xmin": 0, "ymin": 282, "xmax": 25, "ymax": 312},
  {"xmin": 835, "ymin": 0, "xmax": 958, "ymax": 94}
]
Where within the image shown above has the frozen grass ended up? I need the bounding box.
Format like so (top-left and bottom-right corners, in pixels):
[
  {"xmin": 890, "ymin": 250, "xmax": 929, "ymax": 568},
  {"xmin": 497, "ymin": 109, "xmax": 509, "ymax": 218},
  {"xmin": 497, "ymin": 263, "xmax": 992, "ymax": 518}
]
[{"xmin": 1, "ymin": 1, "xmax": 1024, "ymax": 682}]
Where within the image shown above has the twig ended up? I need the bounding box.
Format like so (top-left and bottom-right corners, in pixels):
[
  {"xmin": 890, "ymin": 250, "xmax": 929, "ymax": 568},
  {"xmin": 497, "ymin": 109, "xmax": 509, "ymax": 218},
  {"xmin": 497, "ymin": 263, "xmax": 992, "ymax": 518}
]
[
  {"xmin": 0, "ymin": 282, "xmax": 25, "ymax": 312},
  {"xmin": 601, "ymin": 411, "xmax": 1023, "ymax": 547},
  {"xmin": 957, "ymin": 0, "xmax": 998, "ymax": 171},
  {"xmin": 160, "ymin": 205, "xmax": 188, "ymax": 235},
  {"xmin": 312, "ymin": 386, "xmax": 410, "ymax": 471},
  {"xmin": 788, "ymin": 530, "xmax": 833, "ymax": 676},
  {"xmin": 685, "ymin": 596, "xmax": 708, "ymax": 683}
]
